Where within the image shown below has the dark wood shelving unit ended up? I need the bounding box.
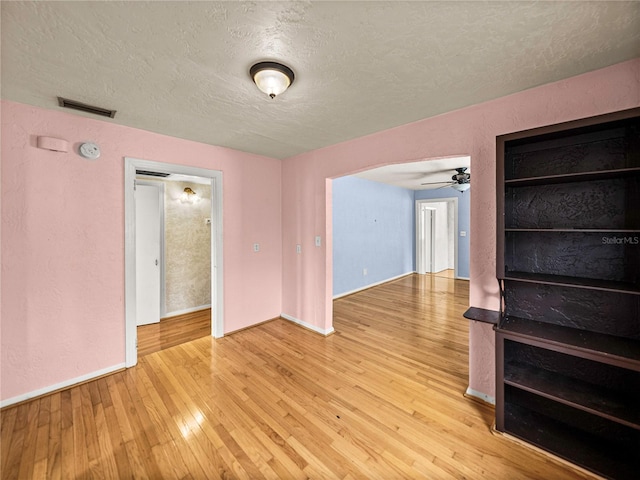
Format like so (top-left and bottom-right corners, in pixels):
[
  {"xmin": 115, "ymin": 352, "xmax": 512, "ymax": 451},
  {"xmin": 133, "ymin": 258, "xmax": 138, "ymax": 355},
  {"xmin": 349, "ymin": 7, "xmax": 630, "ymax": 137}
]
[
  {"xmin": 463, "ymin": 307, "xmax": 500, "ymax": 325},
  {"xmin": 505, "ymin": 228, "xmax": 640, "ymax": 233},
  {"xmin": 503, "ymin": 402, "xmax": 639, "ymax": 480},
  {"xmin": 503, "ymin": 272, "xmax": 639, "ymax": 294},
  {"xmin": 504, "ymin": 362, "xmax": 640, "ymax": 429},
  {"xmin": 495, "ymin": 108, "xmax": 640, "ymax": 479},
  {"xmin": 504, "ymin": 166, "xmax": 640, "ymax": 187},
  {"xmin": 499, "ymin": 316, "xmax": 640, "ymax": 367}
]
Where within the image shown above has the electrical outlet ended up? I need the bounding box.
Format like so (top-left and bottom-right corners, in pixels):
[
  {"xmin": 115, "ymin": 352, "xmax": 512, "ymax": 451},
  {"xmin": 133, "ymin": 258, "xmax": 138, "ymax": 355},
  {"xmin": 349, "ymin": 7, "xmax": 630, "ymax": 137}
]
[
  {"xmin": 253, "ymin": 243, "xmax": 260, "ymax": 252},
  {"xmin": 205, "ymin": 218, "xmax": 211, "ymax": 225},
  {"xmin": 363, "ymin": 268, "xmax": 368, "ymax": 276},
  {"xmin": 460, "ymin": 231, "xmax": 467, "ymax": 237},
  {"xmin": 296, "ymin": 244, "xmax": 301, "ymax": 254},
  {"xmin": 315, "ymin": 236, "xmax": 322, "ymax": 247}
]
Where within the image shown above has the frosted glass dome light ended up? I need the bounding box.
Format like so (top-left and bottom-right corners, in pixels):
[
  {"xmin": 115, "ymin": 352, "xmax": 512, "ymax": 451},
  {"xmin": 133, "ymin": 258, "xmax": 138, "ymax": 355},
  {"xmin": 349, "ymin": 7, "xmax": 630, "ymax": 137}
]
[
  {"xmin": 451, "ymin": 183, "xmax": 471, "ymax": 192},
  {"xmin": 250, "ymin": 62, "xmax": 295, "ymax": 99}
]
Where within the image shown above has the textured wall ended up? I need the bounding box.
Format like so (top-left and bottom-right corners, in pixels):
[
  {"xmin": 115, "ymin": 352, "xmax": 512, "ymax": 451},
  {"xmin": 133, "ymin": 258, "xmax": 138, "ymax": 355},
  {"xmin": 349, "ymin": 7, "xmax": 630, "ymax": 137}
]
[
  {"xmin": 164, "ymin": 181, "xmax": 211, "ymax": 314},
  {"xmin": 332, "ymin": 176, "xmax": 414, "ymax": 296},
  {"xmin": 2, "ymin": 60, "xmax": 638, "ymax": 405},
  {"xmin": 281, "ymin": 59, "xmax": 640, "ymax": 399},
  {"xmin": 1, "ymin": 101, "xmax": 282, "ymax": 403}
]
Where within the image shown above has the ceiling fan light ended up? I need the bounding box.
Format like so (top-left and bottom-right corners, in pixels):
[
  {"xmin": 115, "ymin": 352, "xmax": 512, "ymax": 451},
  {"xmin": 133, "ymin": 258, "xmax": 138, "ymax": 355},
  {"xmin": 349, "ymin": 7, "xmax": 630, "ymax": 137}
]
[
  {"xmin": 451, "ymin": 183, "xmax": 471, "ymax": 192},
  {"xmin": 250, "ymin": 62, "xmax": 295, "ymax": 99}
]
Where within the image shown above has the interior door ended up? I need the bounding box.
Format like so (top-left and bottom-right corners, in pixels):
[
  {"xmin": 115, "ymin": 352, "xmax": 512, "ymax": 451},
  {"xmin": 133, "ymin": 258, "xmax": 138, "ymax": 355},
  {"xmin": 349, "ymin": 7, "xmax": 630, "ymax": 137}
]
[
  {"xmin": 417, "ymin": 206, "xmax": 435, "ymax": 274},
  {"xmin": 135, "ymin": 183, "xmax": 161, "ymax": 326}
]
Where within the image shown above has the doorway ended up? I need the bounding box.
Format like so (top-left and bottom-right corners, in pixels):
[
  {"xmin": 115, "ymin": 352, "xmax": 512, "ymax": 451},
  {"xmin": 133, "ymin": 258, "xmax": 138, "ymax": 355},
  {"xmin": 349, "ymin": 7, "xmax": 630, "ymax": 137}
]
[
  {"xmin": 124, "ymin": 157, "xmax": 224, "ymax": 368},
  {"xmin": 415, "ymin": 198, "xmax": 459, "ymax": 278}
]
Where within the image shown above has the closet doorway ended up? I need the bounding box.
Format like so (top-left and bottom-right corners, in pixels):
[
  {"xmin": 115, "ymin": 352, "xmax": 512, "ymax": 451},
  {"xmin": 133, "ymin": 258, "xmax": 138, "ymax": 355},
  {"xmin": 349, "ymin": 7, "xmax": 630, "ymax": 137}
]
[{"xmin": 124, "ymin": 157, "xmax": 223, "ymax": 368}]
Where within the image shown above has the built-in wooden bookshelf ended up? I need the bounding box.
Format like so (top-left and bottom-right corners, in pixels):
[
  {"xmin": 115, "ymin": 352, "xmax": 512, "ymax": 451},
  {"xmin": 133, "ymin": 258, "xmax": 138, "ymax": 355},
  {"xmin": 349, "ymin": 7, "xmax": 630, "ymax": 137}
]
[{"xmin": 495, "ymin": 108, "xmax": 640, "ymax": 480}]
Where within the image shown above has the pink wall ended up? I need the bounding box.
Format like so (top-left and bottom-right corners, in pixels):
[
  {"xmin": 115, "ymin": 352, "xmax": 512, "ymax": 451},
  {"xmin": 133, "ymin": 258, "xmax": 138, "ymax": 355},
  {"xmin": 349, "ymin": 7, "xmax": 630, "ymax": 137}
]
[
  {"xmin": 2, "ymin": 59, "xmax": 639, "ymax": 405},
  {"xmin": 282, "ymin": 59, "xmax": 640, "ymax": 398},
  {"xmin": 1, "ymin": 101, "xmax": 282, "ymax": 402}
]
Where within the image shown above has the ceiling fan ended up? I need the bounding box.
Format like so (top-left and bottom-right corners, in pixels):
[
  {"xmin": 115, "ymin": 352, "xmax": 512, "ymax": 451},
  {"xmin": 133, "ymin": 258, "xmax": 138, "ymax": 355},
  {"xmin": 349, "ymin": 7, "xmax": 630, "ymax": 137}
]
[{"xmin": 421, "ymin": 167, "xmax": 471, "ymax": 192}]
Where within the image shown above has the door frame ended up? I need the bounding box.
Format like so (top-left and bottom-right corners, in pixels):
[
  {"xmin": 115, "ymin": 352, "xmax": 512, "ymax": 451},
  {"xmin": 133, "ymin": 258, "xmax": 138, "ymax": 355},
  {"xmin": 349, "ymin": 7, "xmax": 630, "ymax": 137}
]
[
  {"xmin": 415, "ymin": 197, "xmax": 459, "ymax": 278},
  {"xmin": 124, "ymin": 157, "xmax": 224, "ymax": 368},
  {"xmin": 135, "ymin": 180, "xmax": 166, "ymax": 319}
]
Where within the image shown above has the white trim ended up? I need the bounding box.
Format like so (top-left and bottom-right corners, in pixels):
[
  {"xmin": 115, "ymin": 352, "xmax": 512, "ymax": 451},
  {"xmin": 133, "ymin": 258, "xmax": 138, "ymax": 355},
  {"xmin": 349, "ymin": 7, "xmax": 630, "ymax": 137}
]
[
  {"xmin": 125, "ymin": 157, "xmax": 224, "ymax": 369},
  {"xmin": 465, "ymin": 386, "xmax": 496, "ymax": 405},
  {"xmin": 415, "ymin": 198, "xmax": 459, "ymax": 278},
  {"xmin": 333, "ymin": 271, "xmax": 415, "ymax": 299},
  {"xmin": 163, "ymin": 304, "xmax": 212, "ymax": 319},
  {"xmin": 456, "ymin": 276, "xmax": 470, "ymax": 281},
  {"xmin": 281, "ymin": 313, "xmax": 335, "ymax": 336},
  {"xmin": 0, "ymin": 363, "xmax": 125, "ymax": 408}
]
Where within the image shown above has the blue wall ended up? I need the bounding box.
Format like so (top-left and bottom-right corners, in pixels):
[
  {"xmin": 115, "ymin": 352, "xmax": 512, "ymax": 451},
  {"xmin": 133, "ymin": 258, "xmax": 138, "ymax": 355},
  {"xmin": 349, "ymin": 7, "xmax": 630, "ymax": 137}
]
[
  {"xmin": 414, "ymin": 188, "xmax": 470, "ymax": 278},
  {"xmin": 332, "ymin": 176, "xmax": 415, "ymax": 296}
]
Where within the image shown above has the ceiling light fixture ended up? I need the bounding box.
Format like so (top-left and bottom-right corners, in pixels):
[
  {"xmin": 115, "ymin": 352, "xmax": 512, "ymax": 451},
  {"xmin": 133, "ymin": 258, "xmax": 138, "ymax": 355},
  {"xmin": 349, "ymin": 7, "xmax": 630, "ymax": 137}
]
[
  {"xmin": 451, "ymin": 183, "xmax": 471, "ymax": 193},
  {"xmin": 180, "ymin": 187, "xmax": 198, "ymax": 204},
  {"xmin": 250, "ymin": 61, "xmax": 295, "ymax": 99}
]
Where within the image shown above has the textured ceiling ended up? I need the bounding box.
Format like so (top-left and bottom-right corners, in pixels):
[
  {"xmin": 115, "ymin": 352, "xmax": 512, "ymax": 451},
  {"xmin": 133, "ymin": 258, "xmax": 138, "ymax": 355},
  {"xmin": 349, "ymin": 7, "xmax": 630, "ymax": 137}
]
[
  {"xmin": 354, "ymin": 157, "xmax": 471, "ymax": 190},
  {"xmin": 2, "ymin": 1, "xmax": 639, "ymax": 159}
]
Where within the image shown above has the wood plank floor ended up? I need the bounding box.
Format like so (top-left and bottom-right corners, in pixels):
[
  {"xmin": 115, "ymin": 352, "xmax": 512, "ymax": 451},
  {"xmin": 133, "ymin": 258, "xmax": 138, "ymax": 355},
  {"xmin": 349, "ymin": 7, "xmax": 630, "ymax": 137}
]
[
  {"xmin": 432, "ymin": 269, "xmax": 455, "ymax": 279},
  {"xmin": 137, "ymin": 308, "xmax": 211, "ymax": 357},
  {"xmin": 0, "ymin": 274, "xmax": 596, "ymax": 479}
]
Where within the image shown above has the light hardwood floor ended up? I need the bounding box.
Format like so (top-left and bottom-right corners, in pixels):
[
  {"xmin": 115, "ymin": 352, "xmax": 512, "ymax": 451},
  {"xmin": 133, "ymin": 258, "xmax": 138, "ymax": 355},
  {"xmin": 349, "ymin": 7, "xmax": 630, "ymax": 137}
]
[
  {"xmin": 432, "ymin": 269, "xmax": 455, "ymax": 279},
  {"xmin": 1, "ymin": 274, "xmax": 595, "ymax": 479},
  {"xmin": 137, "ymin": 308, "xmax": 211, "ymax": 357}
]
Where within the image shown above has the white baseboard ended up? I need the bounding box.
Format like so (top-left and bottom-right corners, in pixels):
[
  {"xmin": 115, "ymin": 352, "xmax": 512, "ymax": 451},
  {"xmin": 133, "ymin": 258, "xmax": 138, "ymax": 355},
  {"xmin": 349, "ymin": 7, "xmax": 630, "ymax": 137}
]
[
  {"xmin": 0, "ymin": 363, "xmax": 126, "ymax": 408},
  {"xmin": 456, "ymin": 276, "xmax": 470, "ymax": 280},
  {"xmin": 281, "ymin": 313, "xmax": 335, "ymax": 336},
  {"xmin": 163, "ymin": 304, "xmax": 211, "ymax": 319},
  {"xmin": 333, "ymin": 271, "xmax": 415, "ymax": 299},
  {"xmin": 465, "ymin": 386, "xmax": 496, "ymax": 405}
]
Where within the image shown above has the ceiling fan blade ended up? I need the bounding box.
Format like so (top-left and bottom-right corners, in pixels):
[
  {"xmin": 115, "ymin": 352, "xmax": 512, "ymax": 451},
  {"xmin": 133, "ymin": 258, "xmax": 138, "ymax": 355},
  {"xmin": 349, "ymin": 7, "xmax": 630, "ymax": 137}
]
[{"xmin": 420, "ymin": 180, "xmax": 455, "ymax": 185}]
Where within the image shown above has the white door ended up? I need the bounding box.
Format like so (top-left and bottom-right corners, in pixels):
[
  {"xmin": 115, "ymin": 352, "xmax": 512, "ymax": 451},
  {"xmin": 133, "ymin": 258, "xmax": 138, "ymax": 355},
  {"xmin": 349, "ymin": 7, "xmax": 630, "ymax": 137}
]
[
  {"xmin": 135, "ymin": 184, "xmax": 161, "ymax": 326},
  {"xmin": 417, "ymin": 207, "xmax": 435, "ymax": 274},
  {"xmin": 431, "ymin": 202, "xmax": 449, "ymax": 273}
]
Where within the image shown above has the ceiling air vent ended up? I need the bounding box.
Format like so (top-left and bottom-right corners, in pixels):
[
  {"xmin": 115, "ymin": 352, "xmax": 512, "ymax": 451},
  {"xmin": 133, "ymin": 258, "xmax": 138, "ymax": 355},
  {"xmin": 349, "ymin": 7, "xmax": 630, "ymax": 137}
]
[
  {"xmin": 57, "ymin": 97, "xmax": 117, "ymax": 118},
  {"xmin": 136, "ymin": 170, "xmax": 171, "ymax": 178}
]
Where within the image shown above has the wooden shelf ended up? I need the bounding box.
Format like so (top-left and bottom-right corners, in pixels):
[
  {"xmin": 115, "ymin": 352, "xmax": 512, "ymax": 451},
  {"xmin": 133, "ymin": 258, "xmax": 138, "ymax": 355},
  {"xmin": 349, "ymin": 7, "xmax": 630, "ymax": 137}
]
[
  {"xmin": 463, "ymin": 307, "xmax": 499, "ymax": 325},
  {"xmin": 497, "ymin": 316, "xmax": 640, "ymax": 369},
  {"xmin": 502, "ymin": 271, "xmax": 640, "ymax": 295},
  {"xmin": 504, "ymin": 167, "xmax": 640, "ymax": 187},
  {"xmin": 504, "ymin": 228, "xmax": 640, "ymax": 233},
  {"xmin": 504, "ymin": 404, "xmax": 638, "ymax": 480},
  {"xmin": 504, "ymin": 362, "xmax": 640, "ymax": 430}
]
